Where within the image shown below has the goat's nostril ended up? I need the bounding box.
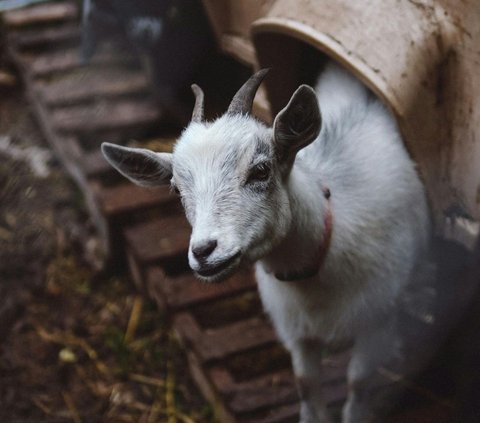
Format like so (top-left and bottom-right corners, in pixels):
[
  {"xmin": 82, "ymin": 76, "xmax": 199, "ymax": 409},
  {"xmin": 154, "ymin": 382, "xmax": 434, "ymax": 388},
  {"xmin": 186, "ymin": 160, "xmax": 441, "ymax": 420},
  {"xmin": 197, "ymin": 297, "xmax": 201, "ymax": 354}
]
[{"xmin": 192, "ymin": 240, "xmax": 218, "ymax": 260}]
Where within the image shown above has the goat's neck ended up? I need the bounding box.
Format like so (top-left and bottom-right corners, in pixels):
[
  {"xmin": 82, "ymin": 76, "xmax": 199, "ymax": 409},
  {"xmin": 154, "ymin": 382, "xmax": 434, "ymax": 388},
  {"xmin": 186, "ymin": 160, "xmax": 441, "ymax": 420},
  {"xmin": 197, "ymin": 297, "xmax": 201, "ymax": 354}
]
[{"xmin": 262, "ymin": 165, "xmax": 329, "ymax": 277}]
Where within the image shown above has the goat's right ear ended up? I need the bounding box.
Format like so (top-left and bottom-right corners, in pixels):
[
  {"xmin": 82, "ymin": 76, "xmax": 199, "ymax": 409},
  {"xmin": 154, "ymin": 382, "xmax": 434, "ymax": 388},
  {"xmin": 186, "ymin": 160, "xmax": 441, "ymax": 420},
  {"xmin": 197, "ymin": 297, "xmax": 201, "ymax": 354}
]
[
  {"xmin": 273, "ymin": 85, "xmax": 321, "ymax": 164},
  {"xmin": 101, "ymin": 142, "xmax": 172, "ymax": 187}
]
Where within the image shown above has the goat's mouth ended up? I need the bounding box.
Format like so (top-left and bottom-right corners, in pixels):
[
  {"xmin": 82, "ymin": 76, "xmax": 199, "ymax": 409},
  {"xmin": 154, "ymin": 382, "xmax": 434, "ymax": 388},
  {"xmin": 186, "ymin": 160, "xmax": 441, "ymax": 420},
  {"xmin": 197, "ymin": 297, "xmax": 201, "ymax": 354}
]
[{"xmin": 195, "ymin": 251, "xmax": 242, "ymax": 281}]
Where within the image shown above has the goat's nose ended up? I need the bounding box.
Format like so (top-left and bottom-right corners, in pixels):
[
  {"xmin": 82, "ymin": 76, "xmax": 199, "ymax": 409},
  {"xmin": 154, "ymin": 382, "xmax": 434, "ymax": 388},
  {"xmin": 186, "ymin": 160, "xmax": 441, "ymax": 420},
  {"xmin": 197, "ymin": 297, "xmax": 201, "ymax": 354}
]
[{"xmin": 192, "ymin": 240, "xmax": 217, "ymax": 261}]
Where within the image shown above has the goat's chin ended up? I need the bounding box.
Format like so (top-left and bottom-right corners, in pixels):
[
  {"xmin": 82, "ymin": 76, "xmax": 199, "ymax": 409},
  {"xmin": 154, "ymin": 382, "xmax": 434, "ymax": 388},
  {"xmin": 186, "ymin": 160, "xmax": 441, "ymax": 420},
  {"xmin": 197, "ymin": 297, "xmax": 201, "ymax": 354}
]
[
  {"xmin": 194, "ymin": 264, "xmax": 239, "ymax": 283},
  {"xmin": 193, "ymin": 255, "xmax": 243, "ymax": 284}
]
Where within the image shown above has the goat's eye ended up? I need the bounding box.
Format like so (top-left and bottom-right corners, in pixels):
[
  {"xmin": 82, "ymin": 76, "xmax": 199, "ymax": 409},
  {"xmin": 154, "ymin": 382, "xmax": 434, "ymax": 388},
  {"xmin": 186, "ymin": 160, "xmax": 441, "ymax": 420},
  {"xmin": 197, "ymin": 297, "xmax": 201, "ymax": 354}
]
[{"xmin": 247, "ymin": 163, "xmax": 271, "ymax": 184}]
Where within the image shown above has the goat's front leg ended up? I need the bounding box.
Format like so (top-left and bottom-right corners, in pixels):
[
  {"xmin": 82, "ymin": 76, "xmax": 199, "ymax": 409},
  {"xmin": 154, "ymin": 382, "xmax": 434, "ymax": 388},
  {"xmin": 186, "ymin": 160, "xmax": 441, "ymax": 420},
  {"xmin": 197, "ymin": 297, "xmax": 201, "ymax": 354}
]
[
  {"xmin": 290, "ymin": 339, "xmax": 333, "ymax": 423},
  {"xmin": 342, "ymin": 320, "xmax": 400, "ymax": 423}
]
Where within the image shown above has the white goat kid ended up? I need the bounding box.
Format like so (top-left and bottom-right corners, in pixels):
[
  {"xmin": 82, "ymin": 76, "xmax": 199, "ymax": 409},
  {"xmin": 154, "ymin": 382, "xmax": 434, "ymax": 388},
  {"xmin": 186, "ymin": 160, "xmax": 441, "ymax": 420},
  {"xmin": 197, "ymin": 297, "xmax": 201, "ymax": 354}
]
[{"xmin": 102, "ymin": 63, "xmax": 431, "ymax": 423}]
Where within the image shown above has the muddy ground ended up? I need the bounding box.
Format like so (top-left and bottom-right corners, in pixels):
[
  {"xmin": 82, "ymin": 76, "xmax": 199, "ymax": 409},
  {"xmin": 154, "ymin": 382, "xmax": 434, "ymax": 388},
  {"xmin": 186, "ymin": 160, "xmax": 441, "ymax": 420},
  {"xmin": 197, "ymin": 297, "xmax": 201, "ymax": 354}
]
[{"xmin": 0, "ymin": 58, "xmax": 213, "ymax": 423}]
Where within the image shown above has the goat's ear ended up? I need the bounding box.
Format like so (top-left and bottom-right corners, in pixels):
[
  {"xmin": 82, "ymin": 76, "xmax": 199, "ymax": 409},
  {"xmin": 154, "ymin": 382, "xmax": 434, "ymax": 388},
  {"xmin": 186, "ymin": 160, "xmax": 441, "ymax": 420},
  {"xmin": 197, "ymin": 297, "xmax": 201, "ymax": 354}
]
[
  {"xmin": 101, "ymin": 142, "xmax": 172, "ymax": 187},
  {"xmin": 273, "ymin": 85, "xmax": 321, "ymax": 163}
]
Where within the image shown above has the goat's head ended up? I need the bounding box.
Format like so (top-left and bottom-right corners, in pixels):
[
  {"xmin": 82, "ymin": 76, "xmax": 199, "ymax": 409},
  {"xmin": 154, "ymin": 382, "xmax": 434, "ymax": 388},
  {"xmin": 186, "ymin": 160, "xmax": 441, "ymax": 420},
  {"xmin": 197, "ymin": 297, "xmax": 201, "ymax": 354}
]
[{"xmin": 102, "ymin": 70, "xmax": 322, "ymax": 282}]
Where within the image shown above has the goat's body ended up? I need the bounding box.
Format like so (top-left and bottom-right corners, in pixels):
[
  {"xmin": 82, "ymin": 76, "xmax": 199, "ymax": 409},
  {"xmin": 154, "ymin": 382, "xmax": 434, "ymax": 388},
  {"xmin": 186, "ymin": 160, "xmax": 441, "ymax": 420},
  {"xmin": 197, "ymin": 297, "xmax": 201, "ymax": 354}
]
[
  {"xmin": 257, "ymin": 63, "xmax": 429, "ymax": 349},
  {"xmin": 253, "ymin": 64, "xmax": 432, "ymax": 422}
]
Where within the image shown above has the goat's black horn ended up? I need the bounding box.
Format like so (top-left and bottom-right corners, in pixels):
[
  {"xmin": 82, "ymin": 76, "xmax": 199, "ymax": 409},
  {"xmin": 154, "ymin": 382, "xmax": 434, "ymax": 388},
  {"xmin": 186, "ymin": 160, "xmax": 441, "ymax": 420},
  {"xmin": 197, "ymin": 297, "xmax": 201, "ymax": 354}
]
[
  {"xmin": 227, "ymin": 68, "xmax": 269, "ymax": 116},
  {"xmin": 191, "ymin": 84, "xmax": 205, "ymax": 122}
]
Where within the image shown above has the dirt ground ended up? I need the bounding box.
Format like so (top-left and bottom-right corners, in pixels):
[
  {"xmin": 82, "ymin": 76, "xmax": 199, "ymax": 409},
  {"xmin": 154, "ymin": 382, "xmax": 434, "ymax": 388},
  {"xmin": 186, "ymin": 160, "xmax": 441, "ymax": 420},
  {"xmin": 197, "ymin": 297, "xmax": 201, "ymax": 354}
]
[{"xmin": 0, "ymin": 59, "xmax": 213, "ymax": 423}]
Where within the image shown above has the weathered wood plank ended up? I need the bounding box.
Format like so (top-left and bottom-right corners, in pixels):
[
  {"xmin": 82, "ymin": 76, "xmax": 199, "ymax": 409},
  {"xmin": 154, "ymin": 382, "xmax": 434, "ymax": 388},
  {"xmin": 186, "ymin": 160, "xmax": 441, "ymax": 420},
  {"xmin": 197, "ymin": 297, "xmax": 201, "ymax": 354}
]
[
  {"xmin": 212, "ymin": 352, "xmax": 348, "ymax": 414},
  {"xmin": 9, "ymin": 23, "xmax": 80, "ymax": 49},
  {"xmin": 174, "ymin": 313, "xmax": 278, "ymax": 362},
  {"xmin": 37, "ymin": 68, "xmax": 149, "ymax": 106},
  {"xmin": 7, "ymin": 44, "xmax": 111, "ymax": 256},
  {"xmin": 124, "ymin": 214, "xmax": 191, "ymax": 264},
  {"xmin": 19, "ymin": 45, "xmax": 135, "ymax": 77},
  {"xmin": 51, "ymin": 99, "xmax": 161, "ymax": 134},
  {"xmin": 94, "ymin": 183, "xmax": 176, "ymax": 217},
  {"xmin": 210, "ymin": 368, "xmax": 298, "ymax": 414},
  {"xmin": 2, "ymin": 1, "xmax": 78, "ymax": 28},
  {"xmin": 146, "ymin": 267, "xmax": 256, "ymax": 311}
]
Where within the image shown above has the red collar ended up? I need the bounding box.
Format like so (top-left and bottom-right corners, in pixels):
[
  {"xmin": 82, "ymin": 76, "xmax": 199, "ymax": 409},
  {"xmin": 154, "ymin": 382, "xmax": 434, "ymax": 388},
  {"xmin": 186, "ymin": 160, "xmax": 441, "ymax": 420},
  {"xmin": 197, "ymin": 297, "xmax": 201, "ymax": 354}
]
[{"xmin": 274, "ymin": 187, "xmax": 333, "ymax": 282}]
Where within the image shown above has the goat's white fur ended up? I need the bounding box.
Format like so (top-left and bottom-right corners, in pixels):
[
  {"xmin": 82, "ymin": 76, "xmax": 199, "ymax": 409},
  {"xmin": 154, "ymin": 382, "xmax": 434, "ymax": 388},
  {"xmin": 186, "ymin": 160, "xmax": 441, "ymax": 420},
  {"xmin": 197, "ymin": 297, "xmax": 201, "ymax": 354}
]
[
  {"xmin": 102, "ymin": 62, "xmax": 431, "ymax": 422},
  {"xmin": 259, "ymin": 66, "xmax": 429, "ymax": 347}
]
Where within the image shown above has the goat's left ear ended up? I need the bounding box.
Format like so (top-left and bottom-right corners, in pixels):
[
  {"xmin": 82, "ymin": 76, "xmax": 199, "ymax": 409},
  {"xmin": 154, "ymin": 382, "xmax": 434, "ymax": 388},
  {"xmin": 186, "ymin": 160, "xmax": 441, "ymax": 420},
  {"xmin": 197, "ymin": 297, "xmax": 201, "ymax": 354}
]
[
  {"xmin": 101, "ymin": 142, "xmax": 173, "ymax": 187},
  {"xmin": 273, "ymin": 85, "xmax": 321, "ymax": 163}
]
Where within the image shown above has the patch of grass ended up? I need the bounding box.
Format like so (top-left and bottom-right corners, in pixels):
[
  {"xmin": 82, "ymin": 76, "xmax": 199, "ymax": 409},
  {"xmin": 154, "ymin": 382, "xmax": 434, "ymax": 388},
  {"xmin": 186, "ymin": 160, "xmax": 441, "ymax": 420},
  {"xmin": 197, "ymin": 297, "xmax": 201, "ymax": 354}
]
[
  {"xmin": 46, "ymin": 253, "xmax": 92, "ymax": 296},
  {"xmin": 103, "ymin": 325, "xmax": 135, "ymax": 375}
]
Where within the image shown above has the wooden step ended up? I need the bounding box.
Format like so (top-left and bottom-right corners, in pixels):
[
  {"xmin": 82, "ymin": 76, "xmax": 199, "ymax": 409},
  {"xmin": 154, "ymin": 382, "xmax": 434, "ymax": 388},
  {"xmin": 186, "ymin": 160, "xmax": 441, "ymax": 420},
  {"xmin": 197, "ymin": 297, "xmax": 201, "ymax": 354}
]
[
  {"xmin": 2, "ymin": 1, "xmax": 78, "ymax": 28},
  {"xmin": 18, "ymin": 44, "xmax": 136, "ymax": 78},
  {"xmin": 51, "ymin": 98, "xmax": 161, "ymax": 134},
  {"xmin": 146, "ymin": 266, "xmax": 256, "ymax": 311},
  {"xmin": 174, "ymin": 313, "xmax": 278, "ymax": 363},
  {"xmin": 9, "ymin": 22, "xmax": 80, "ymax": 50},
  {"xmin": 124, "ymin": 214, "xmax": 191, "ymax": 265},
  {"xmin": 37, "ymin": 67, "xmax": 149, "ymax": 107},
  {"xmin": 94, "ymin": 183, "xmax": 177, "ymax": 218}
]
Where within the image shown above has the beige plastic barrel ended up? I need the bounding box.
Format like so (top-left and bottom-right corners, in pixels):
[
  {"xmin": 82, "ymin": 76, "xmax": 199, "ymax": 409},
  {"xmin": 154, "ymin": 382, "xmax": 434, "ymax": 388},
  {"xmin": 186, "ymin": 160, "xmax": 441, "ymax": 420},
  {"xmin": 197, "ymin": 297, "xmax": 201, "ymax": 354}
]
[{"xmin": 249, "ymin": 0, "xmax": 479, "ymax": 241}]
